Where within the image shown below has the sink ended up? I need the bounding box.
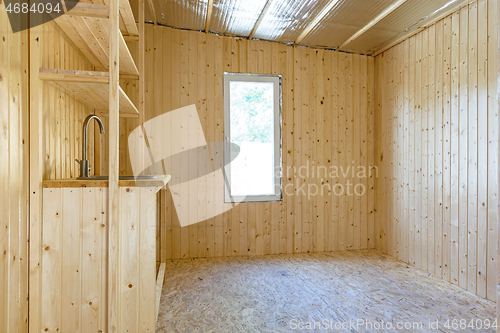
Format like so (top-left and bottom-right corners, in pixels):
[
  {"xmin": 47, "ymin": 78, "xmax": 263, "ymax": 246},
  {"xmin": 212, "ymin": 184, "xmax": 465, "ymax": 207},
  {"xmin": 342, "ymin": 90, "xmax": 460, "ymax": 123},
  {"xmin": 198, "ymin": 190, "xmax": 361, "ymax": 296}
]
[{"xmin": 77, "ymin": 175, "xmax": 165, "ymax": 181}]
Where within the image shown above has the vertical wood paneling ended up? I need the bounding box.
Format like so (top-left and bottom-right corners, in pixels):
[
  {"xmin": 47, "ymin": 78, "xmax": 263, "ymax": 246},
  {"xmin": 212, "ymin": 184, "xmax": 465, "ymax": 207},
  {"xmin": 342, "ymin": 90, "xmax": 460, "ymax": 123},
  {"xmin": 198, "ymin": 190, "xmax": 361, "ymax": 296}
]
[
  {"xmin": 121, "ymin": 27, "xmax": 377, "ymax": 261},
  {"xmin": 330, "ymin": 52, "xmax": 339, "ymax": 252},
  {"xmin": 0, "ymin": 4, "xmax": 29, "ymax": 332},
  {"xmin": 30, "ymin": 19, "xmax": 98, "ymax": 333},
  {"xmin": 487, "ymin": 0, "xmax": 499, "ymax": 303},
  {"xmin": 427, "ymin": 26, "xmax": 435, "ymax": 273},
  {"xmin": 338, "ymin": 52, "xmax": 347, "ymax": 250},
  {"xmin": 214, "ymin": 35, "xmax": 224, "ymax": 258},
  {"xmin": 415, "ymin": 32, "xmax": 422, "ymax": 268},
  {"xmin": 39, "ymin": 21, "xmax": 96, "ymax": 181},
  {"xmin": 206, "ymin": 33, "xmax": 216, "ymax": 258},
  {"xmin": 458, "ymin": 6, "xmax": 469, "ymax": 291},
  {"xmin": 421, "ymin": 29, "xmax": 429, "ymax": 271},
  {"xmin": 367, "ymin": 56, "xmax": 376, "ymax": 250},
  {"xmin": 120, "ymin": 187, "xmax": 139, "ymax": 332},
  {"xmin": 41, "ymin": 188, "xmax": 62, "ymax": 333},
  {"xmin": 376, "ymin": 2, "xmax": 498, "ymax": 301},
  {"xmin": 467, "ymin": 2, "xmax": 478, "ymax": 294},
  {"xmin": 450, "ymin": 12, "xmax": 460, "ymax": 286},
  {"xmin": 161, "ymin": 27, "xmax": 173, "ymax": 262},
  {"xmin": 408, "ymin": 36, "xmax": 415, "ymax": 266},
  {"xmin": 442, "ymin": 16, "xmax": 452, "ymax": 282},
  {"xmin": 61, "ymin": 189, "xmax": 82, "ymax": 333},
  {"xmin": 139, "ymin": 189, "xmax": 156, "ymax": 331},
  {"xmin": 476, "ymin": 0, "xmax": 488, "ymax": 298},
  {"xmin": 197, "ymin": 32, "xmax": 208, "ymax": 258},
  {"xmin": 171, "ymin": 29, "xmax": 182, "ymax": 260},
  {"xmin": 293, "ymin": 46, "xmax": 302, "ymax": 254},
  {"xmin": 41, "ymin": 186, "xmax": 157, "ymax": 333},
  {"xmin": 82, "ymin": 188, "xmax": 103, "ymax": 332},
  {"xmin": 179, "ymin": 30, "xmax": 190, "ymax": 259}
]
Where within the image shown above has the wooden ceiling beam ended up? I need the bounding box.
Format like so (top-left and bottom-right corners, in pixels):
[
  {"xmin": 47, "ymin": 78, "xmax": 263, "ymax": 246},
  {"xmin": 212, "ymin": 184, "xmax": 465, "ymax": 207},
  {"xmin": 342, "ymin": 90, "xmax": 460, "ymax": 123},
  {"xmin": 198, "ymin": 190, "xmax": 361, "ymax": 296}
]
[
  {"xmin": 147, "ymin": 0, "xmax": 157, "ymax": 25},
  {"xmin": 205, "ymin": 0, "xmax": 214, "ymax": 33},
  {"xmin": 248, "ymin": 0, "xmax": 274, "ymax": 39},
  {"xmin": 295, "ymin": 0, "xmax": 340, "ymax": 45},
  {"xmin": 338, "ymin": 0, "xmax": 408, "ymax": 50}
]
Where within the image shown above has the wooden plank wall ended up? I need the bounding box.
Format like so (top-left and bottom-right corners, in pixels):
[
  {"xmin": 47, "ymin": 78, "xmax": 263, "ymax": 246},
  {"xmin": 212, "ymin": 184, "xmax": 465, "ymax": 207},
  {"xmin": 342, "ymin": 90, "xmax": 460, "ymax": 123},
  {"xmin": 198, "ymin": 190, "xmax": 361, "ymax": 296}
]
[
  {"xmin": 375, "ymin": 0, "xmax": 498, "ymax": 301},
  {"xmin": 0, "ymin": 6, "xmax": 29, "ymax": 333},
  {"xmin": 39, "ymin": 21, "xmax": 97, "ymax": 181},
  {"xmin": 24, "ymin": 17, "xmax": 100, "ymax": 333},
  {"xmin": 113, "ymin": 25, "xmax": 377, "ymax": 260},
  {"xmin": 40, "ymin": 186, "xmax": 157, "ymax": 333}
]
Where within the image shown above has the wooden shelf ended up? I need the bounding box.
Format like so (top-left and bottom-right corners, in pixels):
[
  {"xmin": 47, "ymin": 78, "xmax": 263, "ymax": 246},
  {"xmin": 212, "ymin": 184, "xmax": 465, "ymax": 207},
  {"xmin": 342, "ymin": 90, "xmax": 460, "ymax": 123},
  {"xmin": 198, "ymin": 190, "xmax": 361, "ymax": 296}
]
[
  {"xmin": 64, "ymin": 0, "xmax": 138, "ymax": 36},
  {"xmin": 54, "ymin": 1, "xmax": 139, "ymax": 76},
  {"xmin": 39, "ymin": 69, "xmax": 139, "ymax": 117}
]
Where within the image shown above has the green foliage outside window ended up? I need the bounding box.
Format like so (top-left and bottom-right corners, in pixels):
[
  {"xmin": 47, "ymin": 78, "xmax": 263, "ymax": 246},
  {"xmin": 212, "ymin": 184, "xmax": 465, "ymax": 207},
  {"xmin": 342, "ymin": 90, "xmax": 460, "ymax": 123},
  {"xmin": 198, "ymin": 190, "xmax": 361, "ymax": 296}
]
[{"xmin": 230, "ymin": 81, "xmax": 274, "ymax": 144}]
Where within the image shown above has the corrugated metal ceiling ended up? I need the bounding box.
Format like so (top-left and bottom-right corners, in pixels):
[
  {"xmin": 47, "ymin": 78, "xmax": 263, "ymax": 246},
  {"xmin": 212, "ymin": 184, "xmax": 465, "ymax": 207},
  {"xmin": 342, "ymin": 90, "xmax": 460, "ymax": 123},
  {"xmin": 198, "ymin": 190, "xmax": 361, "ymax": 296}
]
[
  {"xmin": 299, "ymin": 0, "xmax": 398, "ymax": 49},
  {"xmin": 210, "ymin": 0, "xmax": 269, "ymax": 37},
  {"xmin": 136, "ymin": 0, "xmax": 471, "ymax": 55},
  {"xmin": 344, "ymin": 0, "xmax": 459, "ymax": 53},
  {"xmin": 157, "ymin": 0, "xmax": 207, "ymax": 30}
]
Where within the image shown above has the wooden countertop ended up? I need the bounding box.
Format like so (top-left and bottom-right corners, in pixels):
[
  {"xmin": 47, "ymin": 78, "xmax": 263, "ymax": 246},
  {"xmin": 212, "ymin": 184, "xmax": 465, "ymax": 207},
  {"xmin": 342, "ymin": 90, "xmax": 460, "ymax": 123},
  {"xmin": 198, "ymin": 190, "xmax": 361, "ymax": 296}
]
[{"xmin": 42, "ymin": 175, "xmax": 171, "ymax": 191}]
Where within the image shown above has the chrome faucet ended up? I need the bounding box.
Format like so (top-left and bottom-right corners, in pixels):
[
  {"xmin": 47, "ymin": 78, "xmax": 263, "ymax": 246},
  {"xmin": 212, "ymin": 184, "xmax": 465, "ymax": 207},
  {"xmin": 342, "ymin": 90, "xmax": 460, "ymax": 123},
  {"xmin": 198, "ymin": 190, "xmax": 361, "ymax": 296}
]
[{"xmin": 76, "ymin": 115, "xmax": 105, "ymax": 178}]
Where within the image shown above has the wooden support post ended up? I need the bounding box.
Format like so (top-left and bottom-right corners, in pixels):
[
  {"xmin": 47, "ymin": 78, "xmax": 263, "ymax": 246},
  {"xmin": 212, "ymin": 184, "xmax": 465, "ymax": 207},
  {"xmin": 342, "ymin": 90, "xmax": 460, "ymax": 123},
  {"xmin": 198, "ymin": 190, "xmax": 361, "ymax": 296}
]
[
  {"xmin": 139, "ymin": 0, "xmax": 145, "ymax": 126},
  {"xmin": 138, "ymin": 0, "xmax": 147, "ymax": 175},
  {"xmin": 28, "ymin": 24, "xmax": 43, "ymax": 333},
  {"xmin": 497, "ymin": 0, "xmax": 500, "ymax": 322},
  {"xmin": 108, "ymin": 0, "xmax": 120, "ymax": 330}
]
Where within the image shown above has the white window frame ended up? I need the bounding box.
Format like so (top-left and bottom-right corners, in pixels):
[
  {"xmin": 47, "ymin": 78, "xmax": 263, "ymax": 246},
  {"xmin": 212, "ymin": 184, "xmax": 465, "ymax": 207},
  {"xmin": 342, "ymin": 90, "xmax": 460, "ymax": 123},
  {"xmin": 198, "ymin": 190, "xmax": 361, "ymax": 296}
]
[{"xmin": 223, "ymin": 73, "xmax": 282, "ymax": 203}]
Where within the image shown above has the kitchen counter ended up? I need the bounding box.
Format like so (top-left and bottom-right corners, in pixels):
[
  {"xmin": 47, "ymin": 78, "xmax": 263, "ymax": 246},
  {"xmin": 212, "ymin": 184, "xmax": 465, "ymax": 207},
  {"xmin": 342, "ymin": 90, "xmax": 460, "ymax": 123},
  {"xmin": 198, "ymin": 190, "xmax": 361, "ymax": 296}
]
[{"xmin": 42, "ymin": 175, "xmax": 171, "ymax": 191}]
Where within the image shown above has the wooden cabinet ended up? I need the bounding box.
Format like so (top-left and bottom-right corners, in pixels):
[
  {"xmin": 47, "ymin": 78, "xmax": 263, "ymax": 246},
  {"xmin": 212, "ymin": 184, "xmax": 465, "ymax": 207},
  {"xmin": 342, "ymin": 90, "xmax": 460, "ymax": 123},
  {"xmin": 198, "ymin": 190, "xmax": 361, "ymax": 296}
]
[{"xmin": 41, "ymin": 185, "xmax": 158, "ymax": 333}]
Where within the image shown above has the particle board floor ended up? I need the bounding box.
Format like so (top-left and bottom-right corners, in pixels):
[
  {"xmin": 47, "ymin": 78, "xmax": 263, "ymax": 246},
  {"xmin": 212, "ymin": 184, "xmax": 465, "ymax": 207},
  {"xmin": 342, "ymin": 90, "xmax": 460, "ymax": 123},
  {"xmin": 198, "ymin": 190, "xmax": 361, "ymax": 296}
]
[{"xmin": 156, "ymin": 249, "xmax": 496, "ymax": 332}]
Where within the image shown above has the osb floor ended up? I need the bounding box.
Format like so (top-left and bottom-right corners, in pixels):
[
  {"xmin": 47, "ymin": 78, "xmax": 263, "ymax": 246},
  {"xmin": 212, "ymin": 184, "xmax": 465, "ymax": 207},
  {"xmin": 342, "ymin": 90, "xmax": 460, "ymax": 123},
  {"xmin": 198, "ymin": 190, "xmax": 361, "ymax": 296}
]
[{"xmin": 156, "ymin": 250, "xmax": 496, "ymax": 332}]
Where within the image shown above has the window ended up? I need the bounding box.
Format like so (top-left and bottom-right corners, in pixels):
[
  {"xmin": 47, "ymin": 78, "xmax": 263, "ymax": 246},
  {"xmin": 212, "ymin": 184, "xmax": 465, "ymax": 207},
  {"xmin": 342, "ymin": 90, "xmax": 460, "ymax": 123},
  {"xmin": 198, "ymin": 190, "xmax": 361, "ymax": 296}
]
[{"xmin": 223, "ymin": 73, "xmax": 282, "ymax": 203}]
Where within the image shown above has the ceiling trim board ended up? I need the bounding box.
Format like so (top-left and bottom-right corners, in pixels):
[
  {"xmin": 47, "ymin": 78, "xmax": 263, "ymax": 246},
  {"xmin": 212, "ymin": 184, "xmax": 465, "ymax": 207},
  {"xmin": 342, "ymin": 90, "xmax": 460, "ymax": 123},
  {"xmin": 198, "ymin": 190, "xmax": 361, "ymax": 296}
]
[
  {"xmin": 146, "ymin": 0, "xmax": 157, "ymax": 25},
  {"xmin": 371, "ymin": 0, "xmax": 473, "ymax": 56},
  {"xmin": 295, "ymin": 0, "xmax": 341, "ymax": 45},
  {"xmin": 338, "ymin": 0, "xmax": 408, "ymax": 50},
  {"xmin": 205, "ymin": 0, "xmax": 214, "ymax": 33},
  {"xmin": 248, "ymin": 0, "xmax": 274, "ymax": 39}
]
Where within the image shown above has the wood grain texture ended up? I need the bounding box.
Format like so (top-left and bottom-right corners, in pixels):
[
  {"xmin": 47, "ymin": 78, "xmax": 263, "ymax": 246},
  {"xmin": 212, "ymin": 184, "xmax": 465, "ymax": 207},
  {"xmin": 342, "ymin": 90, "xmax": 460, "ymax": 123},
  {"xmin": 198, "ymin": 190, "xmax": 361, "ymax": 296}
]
[
  {"xmin": 375, "ymin": 2, "xmax": 498, "ymax": 302},
  {"xmin": 0, "ymin": 4, "xmax": 29, "ymax": 333},
  {"xmin": 108, "ymin": 0, "xmax": 121, "ymax": 330},
  {"xmin": 41, "ymin": 186, "xmax": 157, "ymax": 333},
  {"xmin": 114, "ymin": 26, "xmax": 377, "ymax": 260},
  {"xmin": 28, "ymin": 19, "xmax": 43, "ymax": 333},
  {"xmin": 38, "ymin": 21, "xmax": 97, "ymax": 181}
]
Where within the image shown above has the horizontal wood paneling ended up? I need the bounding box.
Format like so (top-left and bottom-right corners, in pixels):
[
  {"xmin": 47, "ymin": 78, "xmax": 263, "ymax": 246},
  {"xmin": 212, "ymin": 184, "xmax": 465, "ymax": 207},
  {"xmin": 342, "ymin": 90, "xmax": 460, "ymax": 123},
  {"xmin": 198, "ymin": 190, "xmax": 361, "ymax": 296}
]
[
  {"xmin": 375, "ymin": 0, "xmax": 498, "ymax": 302},
  {"xmin": 115, "ymin": 26, "xmax": 377, "ymax": 260},
  {"xmin": 0, "ymin": 7, "xmax": 29, "ymax": 333}
]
